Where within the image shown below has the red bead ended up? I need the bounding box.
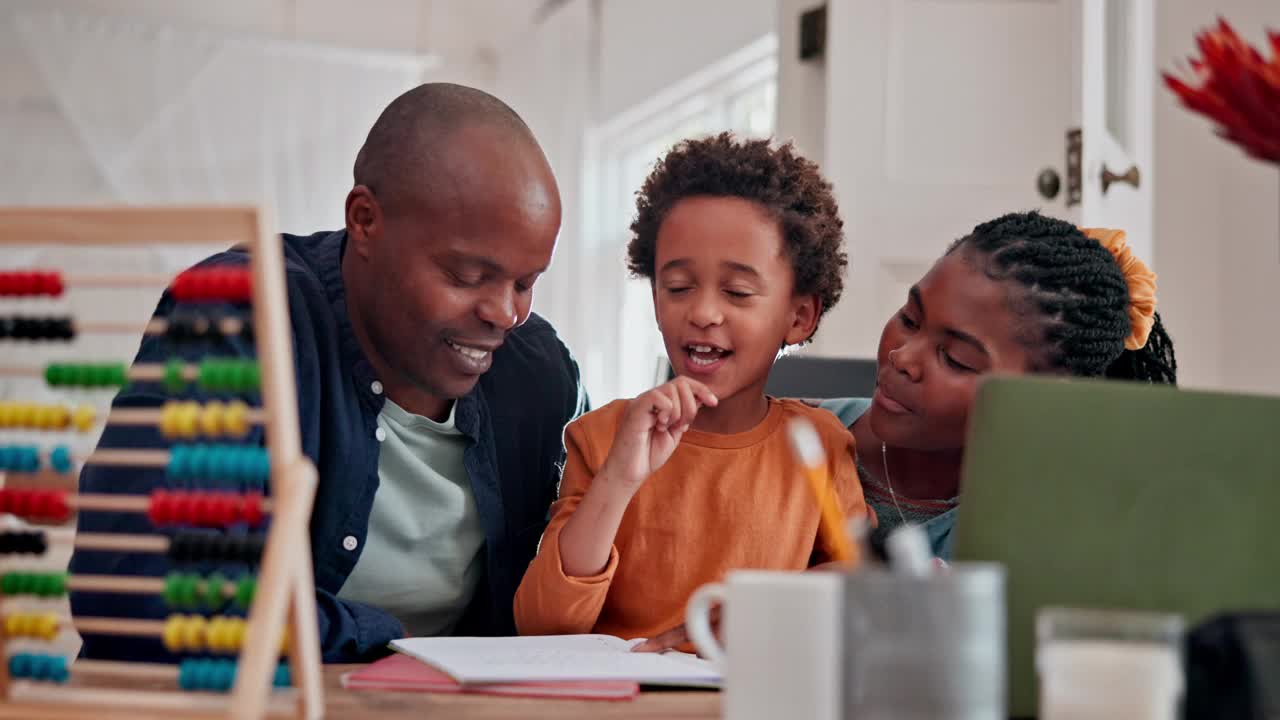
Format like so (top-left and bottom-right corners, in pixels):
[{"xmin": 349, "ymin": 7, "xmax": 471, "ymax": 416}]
[
  {"xmin": 0, "ymin": 489, "xmax": 10, "ymax": 513},
  {"xmin": 218, "ymin": 494, "xmax": 239, "ymax": 526},
  {"xmin": 171, "ymin": 271, "xmax": 192, "ymax": 301},
  {"xmin": 15, "ymin": 272, "xmax": 35, "ymax": 296},
  {"xmin": 46, "ymin": 491, "xmax": 69, "ymax": 522},
  {"xmin": 42, "ymin": 272, "xmax": 64, "ymax": 297},
  {"xmin": 192, "ymin": 489, "xmax": 215, "ymax": 525},
  {"xmin": 148, "ymin": 490, "xmax": 172, "ymax": 525},
  {"xmin": 242, "ymin": 492, "xmax": 264, "ymax": 528},
  {"xmin": 232, "ymin": 270, "xmax": 252, "ymax": 302}
]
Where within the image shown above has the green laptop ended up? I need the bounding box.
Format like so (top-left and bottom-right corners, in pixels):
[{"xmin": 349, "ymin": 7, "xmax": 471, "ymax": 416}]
[{"xmin": 952, "ymin": 376, "xmax": 1280, "ymax": 717}]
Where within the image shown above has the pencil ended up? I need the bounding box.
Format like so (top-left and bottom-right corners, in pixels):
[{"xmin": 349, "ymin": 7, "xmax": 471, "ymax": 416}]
[{"xmin": 786, "ymin": 417, "xmax": 858, "ymax": 568}]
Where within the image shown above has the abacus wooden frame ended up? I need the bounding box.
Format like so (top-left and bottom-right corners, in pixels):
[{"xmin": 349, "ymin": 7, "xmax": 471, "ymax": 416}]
[{"xmin": 0, "ymin": 206, "xmax": 323, "ymax": 719}]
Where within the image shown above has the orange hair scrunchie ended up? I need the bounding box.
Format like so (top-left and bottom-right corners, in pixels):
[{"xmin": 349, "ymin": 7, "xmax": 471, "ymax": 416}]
[{"xmin": 1079, "ymin": 228, "xmax": 1157, "ymax": 350}]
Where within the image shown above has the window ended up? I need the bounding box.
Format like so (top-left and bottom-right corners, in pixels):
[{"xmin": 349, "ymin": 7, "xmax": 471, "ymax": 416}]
[{"xmin": 582, "ymin": 35, "xmax": 778, "ymax": 404}]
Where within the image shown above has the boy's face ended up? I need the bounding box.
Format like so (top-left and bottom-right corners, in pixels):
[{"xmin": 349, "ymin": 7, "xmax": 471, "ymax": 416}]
[{"xmin": 653, "ymin": 196, "xmax": 818, "ymax": 406}]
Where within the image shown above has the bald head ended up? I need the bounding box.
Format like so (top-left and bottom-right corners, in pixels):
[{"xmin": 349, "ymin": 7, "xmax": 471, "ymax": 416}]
[{"xmin": 353, "ymin": 83, "xmax": 541, "ymax": 213}]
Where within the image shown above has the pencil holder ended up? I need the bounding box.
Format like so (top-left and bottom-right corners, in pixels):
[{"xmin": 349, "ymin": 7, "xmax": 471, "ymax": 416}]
[{"xmin": 842, "ymin": 563, "xmax": 1006, "ymax": 720}]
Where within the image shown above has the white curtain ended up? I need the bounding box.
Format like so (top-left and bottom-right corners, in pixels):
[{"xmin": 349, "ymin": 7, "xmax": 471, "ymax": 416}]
[{"xmin": 0, "ymin": 6, "xmax": 430, "ymax": 451}]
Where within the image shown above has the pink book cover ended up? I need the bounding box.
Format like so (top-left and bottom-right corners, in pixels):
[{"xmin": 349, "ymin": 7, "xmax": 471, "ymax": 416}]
[{"xmin": 340, "ymin": 653, "xmax": 641, "ymax": 701}]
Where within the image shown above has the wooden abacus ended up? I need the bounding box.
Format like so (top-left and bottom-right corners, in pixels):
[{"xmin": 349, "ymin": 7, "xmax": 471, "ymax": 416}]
[{"xmin": 0, "ymin": 207, "xmax": 323, "ymax": 719}]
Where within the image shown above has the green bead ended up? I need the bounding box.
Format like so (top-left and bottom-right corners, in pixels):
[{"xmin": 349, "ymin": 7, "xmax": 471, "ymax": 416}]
[
  {"xmin": 243, "ymin": 362, "xmax": 260, "ymax": 391},
  {"xmin": 164, "ymin": 574, "xmax": 183, "ymax": 607},
  {"xmin": 234, "ymin": 576, "xmax": 256, "ymax": 609},
  {"xmin": 2, "ymin": 572, "xmax": 17, "ymax": 593},
  {"xmin": 181, "ymin": 575, "xmax": 199, "ymax": 608},
  {"xmin": 165, "ymin": 358, "xmax": 187, "ymax": 394},
  {"xmin": 204, "ymin": 572, "xmax": 227, "ymax": 609},
  {"xmin": 44, "ymin": 364, "xmax": 61, "ymax": 386},
  {"xmin": 106, "ymin": 363, "xmax": 127, "ymax": 387},
  {"xmin": 199, "ymin": 359, "xmax": 220, "ymax": 391}
]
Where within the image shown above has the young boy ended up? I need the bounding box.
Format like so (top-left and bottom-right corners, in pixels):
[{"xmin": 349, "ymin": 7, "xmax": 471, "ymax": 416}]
[{"xmin": 514, "ymin": 132, "xmax": 867, "ymax": 641}]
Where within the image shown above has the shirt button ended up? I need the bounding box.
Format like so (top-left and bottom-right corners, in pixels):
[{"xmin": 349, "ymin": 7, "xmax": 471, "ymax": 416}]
[
  {"xmin": 370, "ymin": 380, "xmax": 383, "ymax": 395},
  {"xmin": 343, "ymin": 535, "xmax": 358, "ymax": 552},
  {"xmin": 375, "ymin": 427, "xmax": 386, "ymax": 442}
]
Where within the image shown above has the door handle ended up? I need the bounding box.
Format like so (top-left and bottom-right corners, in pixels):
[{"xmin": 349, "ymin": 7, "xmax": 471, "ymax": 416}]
[{"xmin": 1101, "ymin": 164, "xmax": 1140, "ymax": 194}]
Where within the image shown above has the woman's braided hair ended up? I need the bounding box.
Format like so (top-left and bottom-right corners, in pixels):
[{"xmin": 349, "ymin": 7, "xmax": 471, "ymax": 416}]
[{"xmin": 947, "ymin": 211, "xmax": 1176, "ymax": 384}]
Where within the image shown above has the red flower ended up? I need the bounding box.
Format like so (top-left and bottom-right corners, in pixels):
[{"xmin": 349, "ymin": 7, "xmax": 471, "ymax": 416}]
[{"xmin": 1163, "ymin": 18, "xmax": 1280, "ymax": 165}]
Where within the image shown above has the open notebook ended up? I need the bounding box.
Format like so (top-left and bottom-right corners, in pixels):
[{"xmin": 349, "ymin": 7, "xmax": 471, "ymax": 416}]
[
  {"xmin": 340, "ymin": 653, "xmax": 641, "ymax": 700},
  {"xmin": 389, "ymin": 634, "xmax": 722, "ymax": 688}
]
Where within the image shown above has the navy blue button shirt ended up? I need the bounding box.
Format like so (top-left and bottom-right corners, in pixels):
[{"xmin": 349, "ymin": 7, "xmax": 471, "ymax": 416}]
[{"xmin": 69, "ymin": 229, "xmax": 587, "ymax": 662}]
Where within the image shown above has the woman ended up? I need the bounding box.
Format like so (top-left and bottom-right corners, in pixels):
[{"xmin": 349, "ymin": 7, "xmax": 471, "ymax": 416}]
[{"xmin": 822, "ymin": 210, "xmax": 1176, "ymax": 560}]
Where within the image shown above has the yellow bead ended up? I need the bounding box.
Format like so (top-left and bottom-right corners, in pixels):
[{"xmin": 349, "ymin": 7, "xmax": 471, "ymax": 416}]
[
  {"xmin": 72, "ymin": 404, "xmax": 96, "ymax": 432},
  {"xmin": 0, "ymin": 402, "xmax": 12, "ymax": 426},
  {"xmin": 35, "ymin": 612, "xmax": 59, "ymax": 641},
  {"xmin": 224, "ymin": 400, "xmax": 249, "ymax": 438},
  {"xmin": 200, "ymin": 401, "xmax": 225, "ymax": 437},
  {"xmin": 162, "ymin": 615, "xmax": 185, "ymax": 652},
  {"xmin": 48, "ymin": 404, "xmax": 70, "ymax": 430},
  {"xmin": 5, "ymin": 614, "xmax": 19, "ymax": 636},
  {"xmin": 177, "ymin": 402, "xmax": 200, "ymax": 439},
  {"xmin": 35, "ymin": 405, "xmax": 54, "ymax": 429},
  {"xmin": 17, "ymin": 403, "xmax": 36, "ymax": 428},
  {"xmin": 183, "ymin": 609, "xmax": 207, "ymax": 650},
  {"xmin": 159, "ymin": 402, "xmax": 178, "ymax": 438},
  {"xmin": 207, "ymin": 616, "xmax": 227, "ymax": 651}
]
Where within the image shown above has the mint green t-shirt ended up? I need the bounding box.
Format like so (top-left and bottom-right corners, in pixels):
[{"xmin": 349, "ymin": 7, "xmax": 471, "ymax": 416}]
[{"xmin": 337, "ymin": 399, "xmax": 484, "ymax": 636}]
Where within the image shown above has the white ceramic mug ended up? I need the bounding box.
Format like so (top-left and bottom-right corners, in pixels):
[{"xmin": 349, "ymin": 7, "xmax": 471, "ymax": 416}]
[{"xmin": 686, "ymin": 569, "xmax": 842, "ymax": 720}]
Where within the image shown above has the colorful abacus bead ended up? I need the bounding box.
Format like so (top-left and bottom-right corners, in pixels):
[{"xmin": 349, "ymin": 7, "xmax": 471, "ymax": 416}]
[
  {"xmin": 1, "ymin": 571, "xmax": 67, "ymax": 597},
  {"xmin": 0, "ymin": 316, "xmax": 75, "ymax": 341},
  {"xmin": 0, "ymin": 402, "xmax": 79, "ymax": 431},
  {"xmin": 176, "ymin": 659, "xmax": 291, "ymax": 692},
  {"xmin": 50, "ymin": 445, "xmax": 73, "ymax": 473},
  {"xmin": 0, "ymin": 271, "xmax": 63, "ymax": 297},
  {"xmin": 0, "ymin": 489, "xmax": 71, "ymax": 522},
  {"xmin": 167, "ymin": 532, "xmax": 265, "ymax": 565},
  {"xmin": 163, "ymin": 573, "xmax": 201, "ymax": 609},
  {"xmin": 198, "ymin": 359, "xmax": 261, "ymax": 393},
  {"xmin": 0, "ymin": 445, "xmax": 40, "ymax": 472},
  {"xmin": 0, "ymin": 530, "xmax": 47, "ymax": 555},
  {"xmin": 234, "ymin": 575, "xmax": 257, "ymax": 609},
  {"xmin": 72, "ymin": 403, "xmax": 96, "ymax": 431},
  {"xmin": 164, "ymin": 357, "xmax": 187, "ymax": 394},
  {"xmin": 44, "ymin": 362, "xmax": 128, "ymax": 388},
  {"xmin": 8, "ymin": 653, "xmax": 69, "ymax": 683},
  {"xmin": 167, "ymin": 444, "xmax": 270, "ymax": 488},
  {"xmin": 147, "ymin": 490, "xmax": 266, "ymax": 528},
  {"xmin": 5, "ymin": 612, "xmax": 61, "ymax": 640},
  {"xmin": 171, "ymin": 268, "xmax": 253, "ymax": 303},
  {"xmin": 206, "ymin": 616, "xmax": 246, "ymax": 653}
]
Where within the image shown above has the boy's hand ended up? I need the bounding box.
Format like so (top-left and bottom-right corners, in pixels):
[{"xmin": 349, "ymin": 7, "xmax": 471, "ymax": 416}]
[{"xmin": 600, "ymin": 377, "xmax": 717, "ymax": 493}]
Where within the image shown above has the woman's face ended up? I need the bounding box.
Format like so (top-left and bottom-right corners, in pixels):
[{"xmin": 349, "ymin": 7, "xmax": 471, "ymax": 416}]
[{"xmin": 868, "ymin": 249, "xmax": 1038, "ymax": 450}]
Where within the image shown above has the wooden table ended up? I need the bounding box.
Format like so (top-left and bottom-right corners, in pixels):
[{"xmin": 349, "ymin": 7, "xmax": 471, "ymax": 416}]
[
  {"xmin": 322, "ymin": 664, "xmax": 721, "ymax": 719},
  {"xmin": 3, "ymin": 663, "xmax": 719, "ymax": 720}
]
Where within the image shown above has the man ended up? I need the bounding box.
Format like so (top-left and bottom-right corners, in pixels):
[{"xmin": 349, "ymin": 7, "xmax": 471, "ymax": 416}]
[{"xmin": 69, "ymin": 84, "xmax": 587, "ymax": 662}]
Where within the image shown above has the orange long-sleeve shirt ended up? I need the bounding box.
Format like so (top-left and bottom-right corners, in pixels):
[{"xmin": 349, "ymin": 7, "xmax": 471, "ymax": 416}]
[{"xmin": 514, "ymin": 397, "xmax": 867, "ymax": 640}]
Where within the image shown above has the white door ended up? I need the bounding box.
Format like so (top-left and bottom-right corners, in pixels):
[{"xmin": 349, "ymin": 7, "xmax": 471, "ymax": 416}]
[{"xmin": 809, "ymin": 0, "xmax": 1154, "ymax": 360}]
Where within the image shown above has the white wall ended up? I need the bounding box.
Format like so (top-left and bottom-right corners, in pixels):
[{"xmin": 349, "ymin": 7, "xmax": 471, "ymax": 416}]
[
  {"xmin": 775, "ymin": 0, "xmax": 827, "ymax": 160},
  {"xmin": 1155, "ymin": 0, "xmax": 1280, "ymax": 395},
  {"xmin": 779, "ymin": 0, "xmax": 1280, "ymax": 396},
  {"xmin": 596, "ymin": 0, "xmax": 774, "ymax": 121}
]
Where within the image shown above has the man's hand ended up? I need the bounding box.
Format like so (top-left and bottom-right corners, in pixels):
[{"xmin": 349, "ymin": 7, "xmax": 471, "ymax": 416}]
[{"xmin": 599, "ymin": 377, "xmax": 717, "ymax": 494}]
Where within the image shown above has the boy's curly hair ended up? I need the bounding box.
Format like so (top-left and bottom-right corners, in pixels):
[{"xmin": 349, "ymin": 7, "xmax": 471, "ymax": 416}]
[{"xmin": 626, "ymin": 132, "xmax": 846, "ymax": 337}]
